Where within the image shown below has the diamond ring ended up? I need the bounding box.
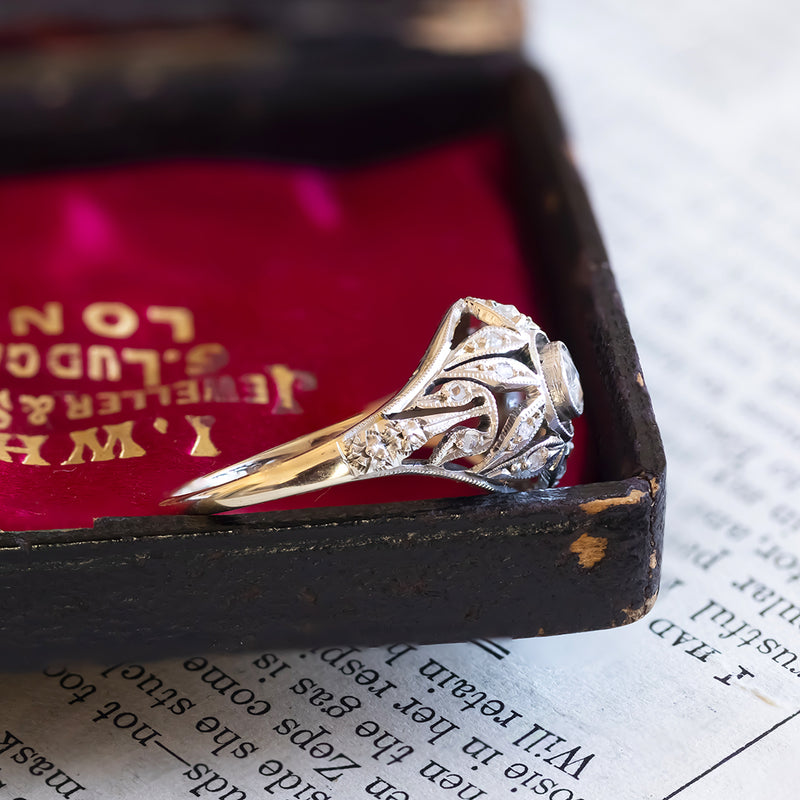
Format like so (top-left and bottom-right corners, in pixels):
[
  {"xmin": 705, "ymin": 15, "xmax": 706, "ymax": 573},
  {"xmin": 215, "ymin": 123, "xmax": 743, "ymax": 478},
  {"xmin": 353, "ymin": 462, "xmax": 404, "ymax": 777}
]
[{"xmin": 167, "ymin": 297, "xmax": 584, "ymax": 514}]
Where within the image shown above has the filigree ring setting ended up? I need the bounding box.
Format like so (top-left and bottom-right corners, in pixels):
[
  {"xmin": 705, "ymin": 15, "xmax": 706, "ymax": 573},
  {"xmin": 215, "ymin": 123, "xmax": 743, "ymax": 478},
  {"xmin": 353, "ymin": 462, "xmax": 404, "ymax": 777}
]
[{"xmin": 168, "ymin": 298, "xmax": 584, "ymax": 514}]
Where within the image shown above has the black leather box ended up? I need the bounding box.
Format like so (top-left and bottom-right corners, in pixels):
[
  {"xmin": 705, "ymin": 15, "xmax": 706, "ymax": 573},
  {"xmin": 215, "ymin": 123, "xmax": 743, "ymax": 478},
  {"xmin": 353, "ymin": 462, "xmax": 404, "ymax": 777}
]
[{"xmin": 0, "ymin": 2, "xmax": 665, "ymax": 669}]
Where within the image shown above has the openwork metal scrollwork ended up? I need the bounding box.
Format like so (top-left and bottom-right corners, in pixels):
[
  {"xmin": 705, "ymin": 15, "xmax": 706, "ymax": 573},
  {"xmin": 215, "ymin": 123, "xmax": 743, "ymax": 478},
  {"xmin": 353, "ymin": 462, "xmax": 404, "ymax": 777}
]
[
  {"xmin": 168, "ymin": 298, "xmax": 583, "ymax": 513},
  {"xmin": 342, "ymin": 297, "xmax": 583, "ymax": 491}
]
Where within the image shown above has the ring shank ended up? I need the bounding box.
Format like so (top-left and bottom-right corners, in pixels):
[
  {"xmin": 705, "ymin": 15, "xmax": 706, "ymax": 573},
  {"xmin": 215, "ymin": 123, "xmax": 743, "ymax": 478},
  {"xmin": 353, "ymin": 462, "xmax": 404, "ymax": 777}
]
[{"xmin": 166, "ymin": 415, "xmax": 364, "ymax": 513}]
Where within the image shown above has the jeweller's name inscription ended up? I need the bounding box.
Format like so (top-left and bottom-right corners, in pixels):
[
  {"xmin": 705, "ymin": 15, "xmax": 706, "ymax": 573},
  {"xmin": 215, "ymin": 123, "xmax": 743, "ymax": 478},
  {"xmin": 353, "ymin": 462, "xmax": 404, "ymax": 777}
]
[{"xmin": 0, "ymin": 301, "xmax": 318, "ymax": 466}]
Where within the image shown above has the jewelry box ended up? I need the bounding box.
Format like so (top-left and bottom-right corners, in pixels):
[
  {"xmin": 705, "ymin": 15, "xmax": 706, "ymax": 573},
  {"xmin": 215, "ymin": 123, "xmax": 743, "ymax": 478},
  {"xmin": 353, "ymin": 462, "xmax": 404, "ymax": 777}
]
[{"xmin": 0, "ymin": 0, "xmax": 665, "ymax": 669}]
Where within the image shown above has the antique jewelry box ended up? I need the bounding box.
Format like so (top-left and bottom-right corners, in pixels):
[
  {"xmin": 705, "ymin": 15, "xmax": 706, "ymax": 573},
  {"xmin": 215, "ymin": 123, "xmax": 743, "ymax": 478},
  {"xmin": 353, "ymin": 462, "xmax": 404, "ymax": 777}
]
[{"xmin": 0, "ymin": 1, "xmax": 665, "ymax": 669}]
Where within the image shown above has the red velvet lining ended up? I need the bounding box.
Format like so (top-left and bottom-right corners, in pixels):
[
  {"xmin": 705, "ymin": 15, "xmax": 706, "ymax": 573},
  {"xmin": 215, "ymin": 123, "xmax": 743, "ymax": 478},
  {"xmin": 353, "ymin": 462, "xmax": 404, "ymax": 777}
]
[{"xmin": 0, "ymin": 134, "xmax": 588, "ymax": 531}]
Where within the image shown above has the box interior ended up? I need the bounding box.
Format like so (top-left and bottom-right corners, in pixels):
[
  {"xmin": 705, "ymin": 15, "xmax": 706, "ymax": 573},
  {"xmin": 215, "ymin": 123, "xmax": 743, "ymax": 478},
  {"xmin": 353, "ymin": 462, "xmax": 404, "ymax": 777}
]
[
  {"xmin": 0, "ymin": 27, "xmax": 667, "ymax": 664},
  {"xmin": 0, "ymin": 35, "xmax": 622, "ymax": 534}
]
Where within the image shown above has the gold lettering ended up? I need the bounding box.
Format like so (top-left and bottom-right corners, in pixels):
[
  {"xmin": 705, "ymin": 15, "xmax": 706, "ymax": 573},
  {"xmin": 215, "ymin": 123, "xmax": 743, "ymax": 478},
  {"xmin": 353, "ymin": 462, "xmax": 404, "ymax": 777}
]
[
  {"xmin": 63, "ymin": 393, "xmax": 93, "ymax": 420},
  {"xmin": 185, "ymin": 343, "xmax": 229, "ymax": 376},
  {"xmin": 202, "ymin": 375, "xmax": 239, "ymax": 403},
  {"xmin": 61, "ymin": 421, "xmax": 146, "ymax": 464},
  {"xmin": 121, "ymin": 388, "xmax": 148, "ymax": 410},
  {"xmin": 96, "ymin": 391, "xmax": 122, "ymax": 416},
  {"xmin": 87, "ymin": 345, "xmax": 121, "ymax": 381},
  {"xmin": 146, "ymin": 306, "xmax": 195, "ymax": 343},
  {"xmin": 269, "ymin": 364, "xmax": 318, "ymax": 414},
  {"xmin": 185, "ymin": 415, "xmax": 220, "ymax": 457},
  {"xmin": 0, "ymin": 389, "xmax": 13, "ymax": 430},
  {"xmin": 241, "ymin": 373, "xmax": 269, "ymax": 404},
  {"xmin": 6, "ymin": 343, "xmax": 40, "ymax": 378},
  {"xmin": 0, "ymin": 433, "xmax": 50, "ymax": 465},
  {"xmin": 173, "ymin": 380, "xmax": 200, "ymax": 405},
  {"xmin": 83, "ymin": 302, "xmax": 139, "ymax": 339},
  {"xmin": 9, "ymin": 302, "xmax": 63, "ymax": 336},
  {"xmin": 20, "ymin": 394, "xmax": 55, "ymax": 426},
  {"xmin": 121, "ymin": 347, "xmax": 161, "ymax": 386},
  {"xmin": 146, "ymin": 385, "xmax": 172, "ymax": 406},
  {"xmin": 46, "ymin": 343, "xmax": 83, "ymax": 379}
]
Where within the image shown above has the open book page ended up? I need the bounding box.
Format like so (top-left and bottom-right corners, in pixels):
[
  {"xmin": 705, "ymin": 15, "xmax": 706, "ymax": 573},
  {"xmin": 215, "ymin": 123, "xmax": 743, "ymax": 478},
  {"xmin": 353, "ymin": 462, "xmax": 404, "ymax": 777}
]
[
  {"xmin": 2, "ymin": 1, "xmax": 799, "ymax": 798},
  {"xmin": 530, "ymin": 0, "xmax": 800, "ymax": 796}
]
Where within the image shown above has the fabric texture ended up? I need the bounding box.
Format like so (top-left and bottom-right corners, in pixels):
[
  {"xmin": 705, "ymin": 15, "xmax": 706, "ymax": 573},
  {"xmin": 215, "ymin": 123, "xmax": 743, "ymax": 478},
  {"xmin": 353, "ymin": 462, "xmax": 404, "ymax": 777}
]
[{"xmin": 0, "ymin": 135, "xmax": 588, "ymax": 531}]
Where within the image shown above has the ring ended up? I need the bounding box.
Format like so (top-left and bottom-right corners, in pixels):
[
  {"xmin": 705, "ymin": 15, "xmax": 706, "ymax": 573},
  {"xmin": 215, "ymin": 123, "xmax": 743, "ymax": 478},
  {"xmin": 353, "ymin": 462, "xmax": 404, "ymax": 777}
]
[{"xmin": 167, "ymin": 298, "xmax": 584, "ymax": 514}]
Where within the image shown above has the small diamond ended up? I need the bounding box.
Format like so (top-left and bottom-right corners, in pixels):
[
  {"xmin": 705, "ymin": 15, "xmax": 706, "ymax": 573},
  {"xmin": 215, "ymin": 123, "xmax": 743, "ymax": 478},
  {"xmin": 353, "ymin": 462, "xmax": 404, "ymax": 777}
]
[
  {"xmin": 516, "ymin": 420, "xmax": 535, "ymax": 441},
  {"xmin": 493, "ymin": 302, "xmax": 522, "ymax": 321},
  {"xmin": 495, "ymin": 362, "xmax": 514, "ymax": 380},
  {"xmin": 402, "ymin": 420, "xmax": 428, "ymax": 451}
]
